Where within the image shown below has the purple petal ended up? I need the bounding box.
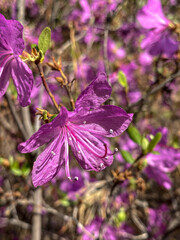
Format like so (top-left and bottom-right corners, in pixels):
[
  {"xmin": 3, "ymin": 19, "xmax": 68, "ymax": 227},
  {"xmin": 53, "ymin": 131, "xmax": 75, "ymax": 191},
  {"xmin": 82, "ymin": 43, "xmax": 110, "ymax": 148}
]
[
  {"xmin": 0, "ymin": 14, "xmax": 24, "ymax": 55},
  {"xmin": 68, "ymin": 126, "xmax": 113, "ymax": 171},
  {"xmin": 0, "ymin": 55, "xmax": 13, "ymax": 97},
  {"xmin": 18, "ymin": 107, "xmax": 68, "ymax": 153},
  {"xmin": 75, "ymin": 72, "xmax": 112, "ymax": 113},
  {"xmin": 147, "ymin": 146, "xmax": 180, "ymax": 172},
  {"xmin": 69, "ymin": 105, "xmax": 133, "ymax": 137},
  {"xmin": 11, "ymin": 57, "xmax": 34, "ymax": 107},
  {"xmin": 32, "ymin": 134, "xmax": 64, "ymax": 187},
  {"xmin": 141, "ymin": 31, "xmax": 178, "ymax": 57},
  {"xmin": 145, "ymin": 166, "xmax": 172, "ymax": 190},
  {"xmin": 137, "ymin": 0, "xmax": 169, "ymax": 29}
]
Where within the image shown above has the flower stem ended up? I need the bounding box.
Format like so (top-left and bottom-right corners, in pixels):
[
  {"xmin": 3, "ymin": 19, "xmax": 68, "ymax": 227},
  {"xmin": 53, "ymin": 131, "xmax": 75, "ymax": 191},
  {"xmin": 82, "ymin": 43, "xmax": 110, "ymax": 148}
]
[{"xmin": 36, "ymin": 63, "xmax": 60, "ymax": 113}]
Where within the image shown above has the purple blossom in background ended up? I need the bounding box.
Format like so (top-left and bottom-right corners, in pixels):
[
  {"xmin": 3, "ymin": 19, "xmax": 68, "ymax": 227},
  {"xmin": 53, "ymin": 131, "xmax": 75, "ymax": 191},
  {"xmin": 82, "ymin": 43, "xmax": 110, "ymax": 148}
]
[
  {"xmin": 74, "ymin": 57, "xmax": 97, "ymax": 89},
  {"xmin": 137, "ymin": 0, "xmax": 178, "ymax": 56},
  {"xmin": 79, "ymin": 217, "xmax": 117, "ymax": 240},
  {"xmin": 56, "ymin": 167, "xmax": 93, "ymax": 200},
  {"xmin": 145, "ymin": 145, "xmax": 180, "ymax": 189},
  {"xmin": 0, "ymin": 14, "xmax": 34, "ymax": 107},
  {"xmin": 107, "ymin": 38, "xmax": 126, "ymax": 62},
  {"xmin": 145, "ymin": 127, "xmax": 180, "ymax": 189},
  {"xmin": 18, "ymin": 73, "xmax": 133, "ymax": 187},
  {"xmin": 80, "ymin": 217, "xmax": 134, "ymax": 240},
  {"xmin": 147, "ymin": 204, "xmax": 170, "ymax": 239},
  {"xmin": 118, "ymin": 23, "xmax": 142, "ymax": 48},
  {"xmin": 138, "ymin": 52, "xmax": 153, "ymax": 67}
]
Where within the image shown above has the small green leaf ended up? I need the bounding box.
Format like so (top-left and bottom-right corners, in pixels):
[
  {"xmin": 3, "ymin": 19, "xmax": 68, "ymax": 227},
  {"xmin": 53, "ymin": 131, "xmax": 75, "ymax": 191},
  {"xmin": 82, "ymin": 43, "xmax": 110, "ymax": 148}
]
[
  {"xmin": 11, "ymin": 167, "xmax": 22, "ymax": 176},
  {"xmin": 129, "ymin": 177, "xmax": 136, "ymax": 190},
  {"xmin": 21, "ymin": 163, "xmax": 31, "ymax": 177},
  {"xmin": 148, "ymin": 132, "xmax": 162, "ymax": 152},
  {"xmin": 120, "ymin": 150, "xmax": 134, "ymax": 163},
  {"xmin": 38, "ymin": 27, "xmax": 51, "ymax": 55},
  {"xmin": 127, "ymin": 125, "xmax": 142, "ymax": 145},
  {"xmin": 117, "ymin": 208, "xmax": 126, "ymax": 222},
  {"xmin": 151, "ymin": 151, "xmax": 160, "ymax": 155},
  {"xmin": 50, "ymin": 114, "xmax": 58, "ymax": 121},
  {"xmin": 9, "ymin": 156, "xmax": 14, "ymax": 166},
  {"xmin": 60, "ymin": 199, "xmax": 70, "ymax": 207},
  {"xmin": 118, "ymin": 71, "xmax": 129, "ymax": 92},
  {"xmin": 31, "ymin": 44, "xmax": 39, "ymax": 51},
  {"xmin": 141, "ymin": 137, "xmax": 149, "ymax": 151},
  {"xmin": 114, "ymin": 208, "xmax": 126, "ymax": 226}
]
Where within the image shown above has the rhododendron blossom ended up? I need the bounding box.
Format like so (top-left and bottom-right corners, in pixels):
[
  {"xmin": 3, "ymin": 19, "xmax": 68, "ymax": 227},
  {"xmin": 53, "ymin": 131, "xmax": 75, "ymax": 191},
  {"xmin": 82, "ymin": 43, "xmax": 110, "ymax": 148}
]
[
  {"xmin": 18, "ymin": 73, "xmax": 133, "ymax": 187},
  {"xmin": 137, "ymin": 0, "xmax": 178, "ymax": 56},
  {"xmin": 0, "ymin": 13, "xmax": 34, "ymax": 106}
]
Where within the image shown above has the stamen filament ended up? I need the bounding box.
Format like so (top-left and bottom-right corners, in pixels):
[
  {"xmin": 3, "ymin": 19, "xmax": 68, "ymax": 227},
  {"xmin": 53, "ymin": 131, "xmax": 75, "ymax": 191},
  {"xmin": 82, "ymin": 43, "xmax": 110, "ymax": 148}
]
[{"xmin": 64, "ymin": 128, "xmax": 71, "ymax": 180}]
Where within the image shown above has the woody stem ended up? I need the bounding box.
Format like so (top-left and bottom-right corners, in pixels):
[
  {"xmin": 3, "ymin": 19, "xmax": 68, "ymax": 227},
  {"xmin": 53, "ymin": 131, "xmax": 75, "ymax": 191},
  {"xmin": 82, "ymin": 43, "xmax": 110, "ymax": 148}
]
[{"xmin": 36, "ymin": 63, "xmax": 60, "ymax": 113}]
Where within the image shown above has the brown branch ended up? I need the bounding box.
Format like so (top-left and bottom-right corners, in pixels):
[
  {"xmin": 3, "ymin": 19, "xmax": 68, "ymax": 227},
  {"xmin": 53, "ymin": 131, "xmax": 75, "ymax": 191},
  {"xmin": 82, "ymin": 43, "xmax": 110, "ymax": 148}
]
[
  {"xmin": 57, "ymin": 31, "xmax": 87, "ymax": 56},
  {"xmin": 4, "ymin": 92, "xmax": 29, "ymax": 141},
  {"xmin": 32, "ymin": 188, "xmax": 42, "ymax": 240},
  {"xmin": 13, "ymin": 199, "xmax": 96, "ymax": 239},
  {"xmin": 103, "ymin": 28, "xmax": 110, "ymax": 84},
  {"xmin": 36, "ymin": 63, "xmax": 60, "ymax": 113},
  {"xmin": 128, "ymin": 69, "xmax": 180, "ymax": 111}
]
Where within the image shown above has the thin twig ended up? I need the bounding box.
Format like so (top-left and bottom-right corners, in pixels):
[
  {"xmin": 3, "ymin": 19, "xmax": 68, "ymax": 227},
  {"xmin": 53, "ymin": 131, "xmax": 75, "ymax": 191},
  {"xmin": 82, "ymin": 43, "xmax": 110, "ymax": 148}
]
[
  {"xmin": 21, "ymin": 107, "xmax": 34, "ymax": 138},
  {"xmin": 4, "ymin": 92, "xmax": 28, "ymax": 140},
  {"xmin": 32, "ymin": 188, "xmax": 42, "ymax": 240},
  {"xmin": 0, "ymin": 217, "xmax": 66, "ymax": 240},
  {"xmin": 57, "ymin": 31, "xmax": 87, "ymax": 56},
  {"xmin": 4, "ymin": 178, "xmax": 19, "ymax": 219},
  {"xmin": 103, "ymin": 28, "xmax": 110, "ymax": 84},
  {"xmin": 36, "ymin": 63, "xmax": 60, "ymax": 113},
  {"xmin": 128, "ymin": 70, "xmax": 180, "ymax": 111},
  {"xmin": 41, "ymin": 201, "xmax": 96, "ymax": 239},
  {"xmin": 32, "ymin": 86, "xmax": 43, "ymax": 240}
]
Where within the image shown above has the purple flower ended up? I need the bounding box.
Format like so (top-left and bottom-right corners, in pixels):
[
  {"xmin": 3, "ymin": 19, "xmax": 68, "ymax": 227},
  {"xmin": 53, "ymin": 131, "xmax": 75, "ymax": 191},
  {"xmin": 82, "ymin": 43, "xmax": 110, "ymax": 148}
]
[
  {"xmin": 137, "ymin": 0, "xmax": 178, "ymax": 56},
  {"xmin": 145, "ymin": 145, "xmax": 180, "ymax": 189},
  {"xmin": 0, "ymin": 14, "xmax": 34, "ymax": 107},
  {"xmin": 147, "ymin": 204, "xmax": 170, "ymax": 239},
  {"xmin": 18, "ymin": 73, "xmax": 133, "ymax": 187},
  {"xmin": 144, "ymin": 127, "xmax": 180, "ymax": 189}
]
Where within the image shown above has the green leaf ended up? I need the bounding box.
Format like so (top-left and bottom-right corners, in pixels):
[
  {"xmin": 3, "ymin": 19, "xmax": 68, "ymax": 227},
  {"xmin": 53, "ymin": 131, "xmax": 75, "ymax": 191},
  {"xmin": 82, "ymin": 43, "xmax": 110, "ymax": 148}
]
[
  {"xmin": 117, "ymin": 208, "xmax": 126, "ymax": 222},
  {"xmin": 114, "ymin": 208, "xmax": 126, "ymax": 226},
  {"xmin": 120, "ymin": 150, "xmax": 134, "ymax": 163},
  {"xmin": 11, "ymin": 167, "xmax": 22, "ymax": 176},
  {"xmin": 38, "ymin": 27, "xmax": 51, "ymax": 55},
  {"xmin": 31, "ymin": 44, "xmax": 39, "ymax": 51},
  {"xmin": 141, "ymin": 137, "xmax": 149, "ymax": 151},
  {"xmin": 118, "ymin": 71, "xmax": 129, "ymax": 92},
  {"xmin": 21, "ymin": 163, "xmax": 31, "ymax": 177},
  {"xmin": 60, "ymin": 199, "xmax": 70, "ymax": 207},
  {"xmin": 50, "ymin": 114, "xmax": 58, "ymax": 121},
  {"xmin": 129, "ymin": 177, "xmax": 136, "ymax": 190},
  {"xmin": 9, "ymin": 156, "xmax": 14, "ymax": 166},
  {"xmin": 127, "ymin": 125, "xmax": 142, "ymax": 145},
  {"xmin": 148, "ymin": 132, "xmax": 162, "ymax": 152}
]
